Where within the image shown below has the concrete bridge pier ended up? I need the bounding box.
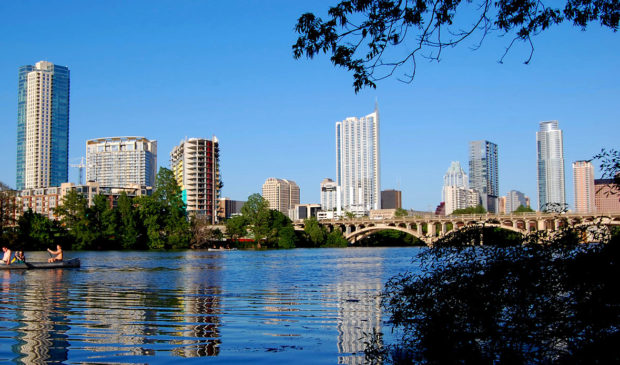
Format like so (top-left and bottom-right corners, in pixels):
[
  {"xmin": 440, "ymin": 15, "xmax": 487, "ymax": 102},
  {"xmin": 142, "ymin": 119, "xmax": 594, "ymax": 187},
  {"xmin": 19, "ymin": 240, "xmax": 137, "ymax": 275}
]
[{"xmin": 441, "ymin": 222, "xmax": 447, "ymax": 236}]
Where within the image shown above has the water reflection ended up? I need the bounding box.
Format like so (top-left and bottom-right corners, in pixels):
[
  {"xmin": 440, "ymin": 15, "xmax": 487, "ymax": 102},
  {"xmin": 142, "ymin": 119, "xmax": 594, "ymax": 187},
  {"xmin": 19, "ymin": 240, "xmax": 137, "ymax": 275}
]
[
  {"xmin": 0, "ymin": 248, "xmax": 416, "ymax": 363},
  {"xmin": 14, "ymin": 269, "xmax": 69, "ymax": 364}
]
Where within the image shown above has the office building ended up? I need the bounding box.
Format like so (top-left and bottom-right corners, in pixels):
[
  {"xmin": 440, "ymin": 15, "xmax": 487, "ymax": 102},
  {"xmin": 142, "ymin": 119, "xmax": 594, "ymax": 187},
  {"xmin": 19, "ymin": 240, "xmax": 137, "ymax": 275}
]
[
  {"xmin": 444, "ymin": 185, "xmax": 480, "ymax": 215},
  {"xmin": 381, "ymin": 189, "xmax": 402, "ymax": 209},
  {"xmin": 469, "ymin": 140, "xmax": 499, "ymax": 213},
  {"xmin": 505, "ymin": 190, "xmax": 529, "ymax": 213},
  {"xmin": 17, "ymin": 61, "xmax": 70, "ymax": 190},
  {"xmin": 573, "ymin": 160, "xmax": 595, "ymax": 213},
  {"xmin": 86, "ymin": 137, "xmax": 157, "ymax": 187},
  {"xmin": 292, "ymin": 204, "xmax": 321, "ymax": 220},
  {"xmin": 262, "ymin": 178, "xmax": 300, "ymax": 218},
  {"xmin": 537, "ymin": 121, "xmax": 566, "ymax": 211},
  {"xmin": 594, "ymin": 179, "xmax": 620, "ymax": 213},
  {"xmin": 320, "ymin": 178, "xmax": 338, "ymax": 211},
  {"xmin": 336, "ymin": 106, "xmax": 381, "ymax": 213},
  {"xmin": 170, "ymin": 137, "xmax": 221, "ymax": 223},
  {"xmin": 218, "ymin": 198, "xmax": 245, "ymax": 220}
]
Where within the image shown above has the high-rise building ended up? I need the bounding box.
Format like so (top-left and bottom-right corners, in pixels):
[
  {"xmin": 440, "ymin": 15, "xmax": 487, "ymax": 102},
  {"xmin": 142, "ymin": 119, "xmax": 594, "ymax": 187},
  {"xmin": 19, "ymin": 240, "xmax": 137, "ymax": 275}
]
[
  {"xmin": 537, "ymin": 121, "xmax": 566, "ymax": 211},
  {"xmin": 573, "ymin": 161, "xmax": 595, "ymax": 213},
  {"xmin": 444, "ymin": 186, "xmax": 480, "ymax": 215},
  {"xmin": 594, "ymin": 179, "xmax": 620, "ymax": 213},
  {"xmin": 170, "ymin": 137, "xmax": 221, "ymax": 223},
  {"xmin": 442, "ymin": 161, "xmax": 477, "ymax": 215},
  {"xmin": 86, "ymin": 137, "xmax": 157, "ymax": 187},
  {"xmin": 262, "ymin": 178, "xmax": 300, "ymax": 218},
  {"xmin": 17, "ymin": 61, "xmax": 70, "ymax": 190},
  {"xmin": 320, "ymin": 178, "xmax": 338, "ymax": 211},
  {"xmin": 336, "ymin": 106, "xmax": 381, "ymax": 213},
  {"xmin": 469, "ymin": 140, "xmax": 499, "ymax": 212},
  {"xmin": 218, "ymin": 197, "xmax": 246, "ymax": 220},
  {"xmin": 506, "ymin": 190, "xmax": 528, "ymax": 213},
  {"xmin": 381, "ymin": 189, "xmax": 402, "ymax": 209}
]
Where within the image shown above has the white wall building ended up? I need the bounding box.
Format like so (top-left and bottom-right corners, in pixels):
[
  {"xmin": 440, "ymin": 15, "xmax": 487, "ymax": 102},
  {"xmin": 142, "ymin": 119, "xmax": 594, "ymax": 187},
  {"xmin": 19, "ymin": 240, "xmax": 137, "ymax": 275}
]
[
  {"xmin": 262, "ymin": 178, "xmax": 300, "ymax": 218},
  {"xmin": 336, "ymin": 106, "xmax": 381, "ymax": 214},
  {"xmin": 505, "ymin": 190, "xmax": 528, "ymax": 213},
  {"xmin": 537, "ymin": 121, "xmax": 566, "ymax": 211},
  {"xmin": 320, "ymin": 178, "xmax": 338, "ymax": 211},
  {"xmin": 86, "ymin": 137, "xmax": 157, "ymax": 187}
]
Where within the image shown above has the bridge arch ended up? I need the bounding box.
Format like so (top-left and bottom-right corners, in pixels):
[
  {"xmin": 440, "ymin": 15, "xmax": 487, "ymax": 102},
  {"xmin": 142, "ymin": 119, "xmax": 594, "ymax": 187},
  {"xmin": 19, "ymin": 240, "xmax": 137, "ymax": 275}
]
[{"xmin": 345, "ymin": 225, "xmax": 429, "ymax": 246}]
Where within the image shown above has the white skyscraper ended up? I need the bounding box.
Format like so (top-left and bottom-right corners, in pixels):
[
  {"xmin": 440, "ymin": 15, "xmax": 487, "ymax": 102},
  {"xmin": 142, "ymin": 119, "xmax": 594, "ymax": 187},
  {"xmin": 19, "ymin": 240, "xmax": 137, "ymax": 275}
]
[
  {"xmin": 262, "ymin": 178, "xmax": 300, "ymax": 218},
  {"xmin": 537, "ymin": 121, "xmax": 566, "ymax": 211},
  {"xmin": 86, "ymin": 137, "xmax": 157, "ymax": 187},
  {"xmin": 442, "ymin": 161, "xmax": 478, "ymax": 215},
  {"xmin": 320, "ymin": 178, "xmax": 338, "ymax": 211},
  {"xmin": 336, "ymin": 107, "xmax": 381, "ymax": 213}
]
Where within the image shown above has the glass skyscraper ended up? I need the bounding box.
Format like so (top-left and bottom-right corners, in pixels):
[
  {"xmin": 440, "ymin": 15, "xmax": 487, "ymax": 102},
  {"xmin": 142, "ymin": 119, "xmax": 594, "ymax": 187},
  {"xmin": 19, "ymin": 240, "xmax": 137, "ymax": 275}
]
[
  {"xmin": 16, "ymin": 61, "xmax": 70, "ymax": 190},
  {"xmin": 537, "ymin": 121, "xmax": 566, "ymax": 211},
  {"xmin": 469, "ymin": 140, "xmax": 499, "ymax": 213},
  {"xmin": 335, "ymin": 107, "xmax": 381, "ymax": 213}
]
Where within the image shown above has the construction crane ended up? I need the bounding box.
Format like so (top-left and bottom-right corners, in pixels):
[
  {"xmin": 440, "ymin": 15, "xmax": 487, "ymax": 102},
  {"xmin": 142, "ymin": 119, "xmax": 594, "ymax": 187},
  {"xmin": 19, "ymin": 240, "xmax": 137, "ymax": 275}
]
[{"xmin": 70, "ymin": 157, "xmax": 86, "ymax": 185}]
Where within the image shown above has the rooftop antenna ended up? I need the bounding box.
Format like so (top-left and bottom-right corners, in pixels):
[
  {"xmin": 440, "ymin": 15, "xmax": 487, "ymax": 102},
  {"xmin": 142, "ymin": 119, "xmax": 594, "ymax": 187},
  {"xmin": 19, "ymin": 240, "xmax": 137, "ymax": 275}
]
[{"xmin": 70, "ymin": 157, "xmax": 86, "ymax": 185}]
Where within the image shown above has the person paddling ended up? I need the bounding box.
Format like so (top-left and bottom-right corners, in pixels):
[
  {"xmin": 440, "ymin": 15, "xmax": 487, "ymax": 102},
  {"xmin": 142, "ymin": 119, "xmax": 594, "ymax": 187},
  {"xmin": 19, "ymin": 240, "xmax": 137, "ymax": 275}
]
[
  {"xmin": 1, "ymin": 246, "xmax": 11, "ymax": 265},
  {"xmin": 47, "ymin": 245, "xmax": 63, "ymax": 263}
]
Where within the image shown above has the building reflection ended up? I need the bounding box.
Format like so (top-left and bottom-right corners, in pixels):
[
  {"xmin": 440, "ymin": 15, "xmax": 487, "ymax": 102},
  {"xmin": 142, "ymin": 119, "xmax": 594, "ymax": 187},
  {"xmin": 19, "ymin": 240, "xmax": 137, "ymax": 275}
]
[
  {"xmin": 13, "ymin": 269, "xmax": 70, "ymax": 364},
  {"xmin": 335, "ymin": 257, "xmax": 384, "ymax": 364}
]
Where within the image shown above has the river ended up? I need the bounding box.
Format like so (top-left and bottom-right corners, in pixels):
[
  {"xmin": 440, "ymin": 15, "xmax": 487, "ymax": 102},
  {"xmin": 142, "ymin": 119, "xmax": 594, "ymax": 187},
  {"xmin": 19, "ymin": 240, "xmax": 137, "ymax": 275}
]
[{"xmin": 0, "ymin": 247, "xmax": 421, "ymax": 364}]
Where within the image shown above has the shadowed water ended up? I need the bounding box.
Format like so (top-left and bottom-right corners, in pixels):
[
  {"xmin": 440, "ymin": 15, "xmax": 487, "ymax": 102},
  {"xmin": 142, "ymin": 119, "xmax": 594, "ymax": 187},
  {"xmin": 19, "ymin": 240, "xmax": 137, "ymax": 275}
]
[{"xmin": 0, "ymin": 247, "xmax": 420, "ymax": 364}]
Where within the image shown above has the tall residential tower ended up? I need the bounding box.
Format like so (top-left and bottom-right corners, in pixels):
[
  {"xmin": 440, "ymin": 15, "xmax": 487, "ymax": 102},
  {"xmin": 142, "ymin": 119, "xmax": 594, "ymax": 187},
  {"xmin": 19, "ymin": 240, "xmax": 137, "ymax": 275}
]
[
  {"xmin": 573, "ymin": 160, "xmax": 595, "ymax": 213},
  {"xmin": 336, "ymin": 107, "xmax": 381, "ymax": 213},
  {"xmin": 86, "ymin": 137, "xmax": 157, "ymax": 187},
  {"xmin": 469, "ymin": 140, "xmax": 499, "ymax": 213},
  {"xmin": 536, "ymin": 121, "xmax": 566, "ymax": 211},
  {"xmin": 170, "ymin": 137, "xmax": 221, "ymax": 223},
  {"xmin": 17, "ymin": 61, "xmax": 70, "ymax": 190}
]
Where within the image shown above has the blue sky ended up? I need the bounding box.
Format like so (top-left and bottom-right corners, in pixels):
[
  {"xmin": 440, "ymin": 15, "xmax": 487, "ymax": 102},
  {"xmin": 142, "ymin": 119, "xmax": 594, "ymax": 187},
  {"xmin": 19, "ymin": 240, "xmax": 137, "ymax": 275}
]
[{"xmin": 0, "ymin": 1, "xmax": 618, "ymax": 211}]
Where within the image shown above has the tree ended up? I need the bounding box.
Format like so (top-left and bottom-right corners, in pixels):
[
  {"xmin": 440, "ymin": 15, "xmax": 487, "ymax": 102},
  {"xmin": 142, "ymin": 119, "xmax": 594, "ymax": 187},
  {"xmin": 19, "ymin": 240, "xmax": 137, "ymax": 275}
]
[
  {"xmin": 304, "ymin": 216, "xmax": 327, "ymax": 246},
  {"xmin": 325, "ymin": 228, "xmax": 349, "ymax": 247},
  {"xmin": 513, "ymin": 204, "xmax": 535, "ymax": 213},
  {"xmin": 451, "ymin": 205, "xmax": 486, "ymax": 215},
  {"xmin": 241, "ymin": 193, "xmax": 271, "ymax": 244},
  {"xmin": 17, "ymin": 209, "xmax": 68, "ymax": 251},
  {"xmin": 277, "ymin": 225, "xmax": 297, "ymax": 249},
  {"xmin": 54, "ymin": 189, "xmax": 93, "ymax": 250},
  {"xmin": 117, "ymin": 192, "xmax": 143, "ymax": 249},
  {"xmin": 293, "ymin": 0, "xmax": 618, "ymax": 92},
  {"xmin": 394, "ymin": 208, "xmax": 408, "ymax": 217},
  {"xmin": 225, "ymin": 215, "xmax": 248, "ymax": 241}
]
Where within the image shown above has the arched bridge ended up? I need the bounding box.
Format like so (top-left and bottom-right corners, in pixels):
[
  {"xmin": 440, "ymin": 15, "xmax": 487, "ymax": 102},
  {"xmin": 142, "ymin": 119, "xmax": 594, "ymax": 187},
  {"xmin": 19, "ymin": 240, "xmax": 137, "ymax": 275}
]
[{"xmin": 292, "ymin": 212, "xmax": 620, "ymax": 245}]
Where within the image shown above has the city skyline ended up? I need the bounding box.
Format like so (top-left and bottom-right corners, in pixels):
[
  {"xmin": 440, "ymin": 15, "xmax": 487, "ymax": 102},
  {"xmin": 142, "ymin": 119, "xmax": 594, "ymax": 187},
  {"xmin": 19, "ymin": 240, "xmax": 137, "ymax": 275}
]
[{"xmin": 0, "ymin": 1, "xmax": 617, "ymax": 211}]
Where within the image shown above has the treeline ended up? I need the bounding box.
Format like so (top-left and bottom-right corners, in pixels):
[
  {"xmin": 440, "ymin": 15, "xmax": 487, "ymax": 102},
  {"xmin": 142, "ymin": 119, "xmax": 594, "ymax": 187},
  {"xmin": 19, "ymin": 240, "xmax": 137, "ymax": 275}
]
[
  {"xmin": 1, "ymin": 168, "xmax": 190, "ymax": 251},
  {"xmin": 224, "ymin": 193, "xmax": 349, "ymax": 249}
]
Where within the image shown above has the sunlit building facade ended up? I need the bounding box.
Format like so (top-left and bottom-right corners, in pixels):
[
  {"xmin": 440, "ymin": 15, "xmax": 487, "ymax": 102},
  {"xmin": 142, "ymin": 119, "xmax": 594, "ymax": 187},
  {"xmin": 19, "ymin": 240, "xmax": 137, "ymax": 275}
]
[
  {"xmin": 469, "ymin": 140, "xmax": 499, "ymax": 213},
  {"xmin": 262, "ymin": 178, "xmax": 300, "ymax": 218},
  {"xmin": 573, "ymin": 160, "xmax": 595, "ymax": 213},
  {"xmin": 537, "ymin": 121, "xmax": 566, "ymax": 211},
  {"xmin": 336, "ymin": 107, "xmax": 381, "ymax": 213},
  {"xmin": 16, "ymin": 61, "xmax": 70, "ymax": 190},
  {"xmin": 86, "ymin": 136, "xmax": 157, "ymax": 188},
  {"xmin": 170, "ymin": 137, "xmax": 221, "ymax": 223}
]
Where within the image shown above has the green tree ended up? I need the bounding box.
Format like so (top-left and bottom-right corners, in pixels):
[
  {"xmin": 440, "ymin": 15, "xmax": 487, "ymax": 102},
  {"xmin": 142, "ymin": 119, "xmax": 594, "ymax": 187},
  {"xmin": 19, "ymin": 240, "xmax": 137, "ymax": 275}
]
[
  {"xmin": 17, "ymin": 209, "xmax": 68, "ymax": 251},
  {"xmin": 266, "ymin": 209, "xmax": 293, "ymax": 246},
  {"xmin": 150, "ymin": 167, "xmax": 191, "ymax": 249},
  {"xmin": 451, "ymin": 205, "xmax": 487, "ymax": 215},
  {"xmin": 304, "ymin": 217, "xmax": 327, "ymax": 246},
  {"xmin": 293, "ymin": 0, "xmax": 618, "ymax": 92},
  {"xmin": 325, "ymin": 228, "xmax": 348, "ymax": 247},
  {"xmin": 277, "ymin": 225, "xmax": 297, "ymax": 249},
  {"xmin": 513, "ymin": 205, "xmax": 535, "ymax": 213},
  {"xmin": 394, "ymin": 208, "xmax": 408, "ymax": 217},
  {"xmin": 117, "ymin": 192, "xmax": 143, "ymax": 249},
  {"xmin": 225, "ymin": 215, "xmax": 248, "ymax": 241},
  {"xmin": 241, "ymin": 193, "xmax": 271, "ymax": 244},
  {"xmin": 54, "ymin": 189, "xmax": 93, "ymax": 250}
]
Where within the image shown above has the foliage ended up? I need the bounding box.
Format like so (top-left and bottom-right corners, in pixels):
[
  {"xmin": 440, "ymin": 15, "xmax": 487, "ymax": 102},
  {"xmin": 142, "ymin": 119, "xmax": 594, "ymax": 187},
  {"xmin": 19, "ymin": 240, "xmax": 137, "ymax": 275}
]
[
  {"xmin": 394, "ymin": 208, "xmax": 408, "ymax": 217},
  {"xmin": 225, "ymin": 215, "xmax": 248, "ymax": 241},
  {"xmin": 17, "ymin": 210, "xmax": 68, "ymax": 251},
  {"xmin": 324, "ymin": 228, "xmax": 349, "ymax": 247},
  {"xmin": 365, "ymin": 224, "xmax": 620, "ymax": 363},
  {"xmin": 191, "ymin": 214, "xmax": 223, "ymax": 249},
  {"xmin": 304, "ymin": 217, "xmax": 328, "ymax": 245},
  {"xmin": 277, "ymin": 225, "xmax": 297, "ymax": 249},
  {"xmin": 293, "ymin": 0, "xmax": 619, "ymax": 92},
  {"xmin": 241, "ymin": 193, "xmax": 271, "ymax": 243},
  {"xmin": 592, "ymin": 148, "xmax": 620, "ymax": 198},
  {"xmin": 513, "ymin": 204, "xmax": 535, "ymax": 213},
  {"xmin": 451, "ymin": 205, "xmax": 487, "ymax": 215}
]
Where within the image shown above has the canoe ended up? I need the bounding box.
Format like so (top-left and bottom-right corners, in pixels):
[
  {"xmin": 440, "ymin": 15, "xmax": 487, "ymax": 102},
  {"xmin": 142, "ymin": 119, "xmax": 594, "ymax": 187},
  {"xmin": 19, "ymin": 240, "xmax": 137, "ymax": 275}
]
[
  {"xmin": 207, "ymin": 248, "xmax": 238, "ymax": 251},
  {"xmin": 1, "ymin": 258, "xmax": 80, "ymax": 270}
]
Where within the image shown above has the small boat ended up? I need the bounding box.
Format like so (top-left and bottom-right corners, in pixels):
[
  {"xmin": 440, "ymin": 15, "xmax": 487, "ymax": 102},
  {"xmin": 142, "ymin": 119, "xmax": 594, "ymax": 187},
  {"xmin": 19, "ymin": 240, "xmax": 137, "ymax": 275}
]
[
  {"xmin": 207, "ymin": 248, "xmax": 238, "ymax": 252},
  {"xmin": 1, "ymin": 258, "xmax": 80, "ymax": 270}
]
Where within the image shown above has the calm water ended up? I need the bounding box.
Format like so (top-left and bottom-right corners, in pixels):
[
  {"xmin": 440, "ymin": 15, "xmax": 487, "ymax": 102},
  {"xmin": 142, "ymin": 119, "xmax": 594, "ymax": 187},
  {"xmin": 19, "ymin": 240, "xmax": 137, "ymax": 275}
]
[{"xmin": 0, "ymin": 247, "xmax": 421, "ymax": 364}]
